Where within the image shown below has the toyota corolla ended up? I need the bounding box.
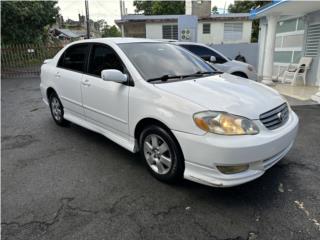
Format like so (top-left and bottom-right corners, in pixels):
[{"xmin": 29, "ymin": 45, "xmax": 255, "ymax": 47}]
[{"xmin": 40, "ymin": 38, "xmax": 299, "ymax": 187}]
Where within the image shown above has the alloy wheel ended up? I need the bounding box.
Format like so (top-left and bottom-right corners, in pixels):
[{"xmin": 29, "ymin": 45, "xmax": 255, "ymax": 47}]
[
  {"xmin": 51, "ymin": 97, "xmax": 62, "ymax": 121},
  {"xmin": 143, "ymin": 134, "xmax": 172, "ymax": 175}
]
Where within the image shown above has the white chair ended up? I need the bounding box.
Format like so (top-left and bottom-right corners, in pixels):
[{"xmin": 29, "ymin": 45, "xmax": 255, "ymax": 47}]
[{"xmin": 282, "ymin": 57, "xmax": 312, "ymax": 85}]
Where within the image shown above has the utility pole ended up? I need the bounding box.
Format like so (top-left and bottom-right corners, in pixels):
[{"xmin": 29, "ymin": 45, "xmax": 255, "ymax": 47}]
[{"xmin": 85, "ymin": 0, "xmax": 90, "ymax": 39}]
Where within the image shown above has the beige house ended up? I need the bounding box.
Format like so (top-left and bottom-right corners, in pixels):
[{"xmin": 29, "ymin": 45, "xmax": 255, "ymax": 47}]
[{"xmin": 115, "ymin": 0, "xmax": 252, "ymax": 45}]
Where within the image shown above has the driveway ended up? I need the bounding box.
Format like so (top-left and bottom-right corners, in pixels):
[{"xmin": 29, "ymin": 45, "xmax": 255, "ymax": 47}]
[{"xmin": 2, "ymin": 77, "xmax": 320, "ymax": 240}]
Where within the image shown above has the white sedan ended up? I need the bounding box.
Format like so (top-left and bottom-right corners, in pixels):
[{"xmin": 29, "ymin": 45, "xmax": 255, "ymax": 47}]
[
  {"xmin": 40, "ymin": 38, "xmax": 298, "ymax": 187},
  {"xmin": 173, "ymin": 42, "xmax": 257, "ymax": 80}
]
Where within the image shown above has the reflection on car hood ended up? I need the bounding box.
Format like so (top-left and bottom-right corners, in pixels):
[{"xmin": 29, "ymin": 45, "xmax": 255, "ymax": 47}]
[{"xmin": 154, "ymin": 73, "xmax": 285, "ymax": 119}]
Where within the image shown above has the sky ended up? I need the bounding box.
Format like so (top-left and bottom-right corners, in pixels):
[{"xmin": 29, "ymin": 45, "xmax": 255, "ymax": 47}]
[{"xmin": 57, "ymin": 0, "xmax": 235, "ymax": 26}]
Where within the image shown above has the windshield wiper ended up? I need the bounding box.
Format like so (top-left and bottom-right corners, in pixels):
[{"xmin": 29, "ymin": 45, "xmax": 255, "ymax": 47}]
[
  {"xmin": 147, "ymin": 74, "xmax": 184, "ymax": 82},
  {"xmin": 147, "ymin": 71, "xmax": 223, "ymax": 83},
  {"xmin": 183, "ymin": 71, "xmax": 223, "ymax": 78},
  {"xmin": 195, "ymin": 71, "xmax": 223, "ymax": 75}
]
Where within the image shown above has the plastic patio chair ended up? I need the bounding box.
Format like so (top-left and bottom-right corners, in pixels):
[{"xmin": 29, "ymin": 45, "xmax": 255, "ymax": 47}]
[{"xmin": 282, "ymin": 57, "xmax": 313, "ymax": 85}]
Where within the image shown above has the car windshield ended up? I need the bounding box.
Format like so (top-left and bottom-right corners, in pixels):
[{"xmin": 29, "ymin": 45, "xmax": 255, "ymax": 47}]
[{"xmin": 118, "ymin": 42, "xmax": 216, "ymax": 82}]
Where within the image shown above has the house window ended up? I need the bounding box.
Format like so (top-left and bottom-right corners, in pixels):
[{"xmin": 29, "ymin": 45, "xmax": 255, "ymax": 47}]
[
  {"xmin": 162, "ymin": 25, "xmax": 178, "ymax": 40},
  {"xmin": 223, "ymin": 23, "xmax": 243, "ymax": 41},
  {"xmin": 274, "ymin": 51, "xmax": 292, "ymax": 63},
  {"xmin": 276, "ymin": 19, "xmax": 297, "ymax": 33},
  {"xmin": 203, "ymin": 24, "xmax": 210, "ymax": 34},
  {"xmin": 276, "ymin": 17, "xmax": 305, "ymax": 33}
]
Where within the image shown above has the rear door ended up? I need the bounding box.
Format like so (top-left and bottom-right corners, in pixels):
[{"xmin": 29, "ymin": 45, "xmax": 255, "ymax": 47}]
[
  {"xmin": 56, "ymin": 44, "xmax": 89, "ymax": 117},
  {"xmin": 81, "ymin": 43, "xmax": 130, "ymax": 139}
]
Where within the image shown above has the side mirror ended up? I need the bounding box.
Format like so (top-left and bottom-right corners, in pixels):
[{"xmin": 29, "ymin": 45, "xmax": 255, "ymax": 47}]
[
  {"xmin": 210, "ymin": 56, "xmax": 217, "ymax": 63},
  {"xmin": 101, "ymin": 69, "xmax": 127, "ymax": 83}
]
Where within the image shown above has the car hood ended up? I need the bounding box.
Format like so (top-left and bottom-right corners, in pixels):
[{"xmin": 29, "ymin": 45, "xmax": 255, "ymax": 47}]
[{"xmin": 154, "ymin": 73, "xmax": 285, "ymax": 119}]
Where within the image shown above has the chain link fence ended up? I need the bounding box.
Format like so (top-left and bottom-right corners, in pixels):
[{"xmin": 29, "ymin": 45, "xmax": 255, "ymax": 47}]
[{"xmin": 1, "ymin": 43, "xmax": 63, "ymax": 78}]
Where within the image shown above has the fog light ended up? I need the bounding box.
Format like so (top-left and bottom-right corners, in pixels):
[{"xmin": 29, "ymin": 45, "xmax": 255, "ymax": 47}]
[{"xmin": 216, "ymin": 164, "xmax": 249, "ymax": 174}]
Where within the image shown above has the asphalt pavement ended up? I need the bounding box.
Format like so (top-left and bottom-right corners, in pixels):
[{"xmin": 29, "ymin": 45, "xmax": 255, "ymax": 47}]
[{"xmin": 1, "ymin": 77, "xmax": 320, "ymax": 240}]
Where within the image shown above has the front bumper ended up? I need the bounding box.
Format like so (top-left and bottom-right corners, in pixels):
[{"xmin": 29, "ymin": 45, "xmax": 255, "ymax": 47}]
[
  {"xmin": 172, "ymin": 110, "xmax": 299, "ymax": 187},
  {"xmin": 40, "ymin": 83, "xmax": 49, "ymax": 105},
  {"xmin": 247, "ymin": 71, "xmax": 258, "ymax": 81}
]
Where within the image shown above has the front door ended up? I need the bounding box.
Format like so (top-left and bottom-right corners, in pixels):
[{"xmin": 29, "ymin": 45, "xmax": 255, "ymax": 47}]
[{"xmin": 81, "ymin": 44, "xmax": 129, "ymax": 139}]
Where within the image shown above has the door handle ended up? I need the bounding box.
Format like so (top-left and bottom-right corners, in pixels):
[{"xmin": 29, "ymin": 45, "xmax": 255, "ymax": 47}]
[
  {"xmin": 55, "ymin": 72, "xmax": 60, "ymax": 78},
  {"xmin": 82, "ymin": 79, "xmax": 91, "ymax": 87}
]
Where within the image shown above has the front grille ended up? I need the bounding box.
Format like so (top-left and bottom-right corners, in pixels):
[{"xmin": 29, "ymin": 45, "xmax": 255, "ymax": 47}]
[{"xmin": 260, "ymin": 103, "xmax": 289, "ymax": 130}]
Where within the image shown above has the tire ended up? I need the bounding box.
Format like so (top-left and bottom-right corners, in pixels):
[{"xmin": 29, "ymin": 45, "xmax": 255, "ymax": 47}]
[
  {"xmin": 49, "ymin": 92, "xmax": 68, "ymax": 126},
  {"xmin": 232, "ymin": 72, "xmax": 248, "ymax": 78},
  {"xmin": 139, "ymin": 125, "xmax": 184, "ymax": 183}
]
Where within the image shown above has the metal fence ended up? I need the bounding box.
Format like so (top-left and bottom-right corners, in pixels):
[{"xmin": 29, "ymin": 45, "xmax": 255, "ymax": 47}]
[{"xmin": 1, "ymin": 44, "xmax": 63, "ymax": 78}]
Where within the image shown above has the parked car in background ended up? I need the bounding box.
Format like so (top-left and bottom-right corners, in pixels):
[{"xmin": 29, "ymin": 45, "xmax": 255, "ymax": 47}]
[
  {"xmin": 40, "ymin": 38, "xmax": 298, "ymax": 187},
  {"xmin": 173, "ymin": 42, "xmax": 257, "ymax": 80}
]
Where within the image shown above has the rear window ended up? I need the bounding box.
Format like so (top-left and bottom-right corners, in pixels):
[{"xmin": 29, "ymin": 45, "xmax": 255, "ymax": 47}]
[{"xmin": 57, "ymin": 44, "xmax": 89, "ymax": 72}]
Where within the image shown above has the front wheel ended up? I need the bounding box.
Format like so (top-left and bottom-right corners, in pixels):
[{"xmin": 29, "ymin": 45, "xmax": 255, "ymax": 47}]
[{"xmin": 139, "ymin": 125, "xmax": 184, "ymax": 183}]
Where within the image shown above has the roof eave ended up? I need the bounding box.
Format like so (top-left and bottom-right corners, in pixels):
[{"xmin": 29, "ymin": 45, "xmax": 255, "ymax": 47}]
[{"xmin": 249, "ymin": 0, "xmax": 287, "ymax": 19}]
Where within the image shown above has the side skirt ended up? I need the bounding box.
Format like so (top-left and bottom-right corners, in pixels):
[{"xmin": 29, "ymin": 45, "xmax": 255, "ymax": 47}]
[{"xmin": 64, "ymin": 111, "xmax": 136, "ymax": 153}]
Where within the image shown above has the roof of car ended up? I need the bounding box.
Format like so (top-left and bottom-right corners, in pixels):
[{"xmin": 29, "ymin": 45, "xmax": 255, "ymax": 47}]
[
  {"xmin": 71, "ymin": 37, "xmax": 161, "ymax": 45},
  {"xmin": 171, "ymin": 42, "xmax": 211, "ymax": 48},
  {"xmin": 173, "ymin": 42, "xmax": 206, "ymax": 46}
]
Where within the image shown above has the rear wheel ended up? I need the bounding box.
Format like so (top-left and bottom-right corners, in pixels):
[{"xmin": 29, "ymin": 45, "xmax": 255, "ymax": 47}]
[
  {"xmin": 49, "ymin": 92, "xmax": 68, "ymax": 126},
  {"xmin": 139, "ymin": 125, "xmax": 184, "ymax": 183}
]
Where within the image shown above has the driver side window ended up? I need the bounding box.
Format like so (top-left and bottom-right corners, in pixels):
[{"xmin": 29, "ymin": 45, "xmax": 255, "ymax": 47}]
[{"xmin": 88, "ymin": 44, "xmax": 124, "ymax": 77}]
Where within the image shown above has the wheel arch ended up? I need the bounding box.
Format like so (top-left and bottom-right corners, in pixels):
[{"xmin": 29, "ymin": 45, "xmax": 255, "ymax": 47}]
[
  {"xmin": 135, "ymin": 118, "xmax": 171, "ymax": 143},
  {"xmin": 231, "ymin": 71, "xmax": 248, "ymax": 78},
  {"xmin": 46, "ymin": 87, "xmax": 57, "ymax": 101},
  {"xmin": 134, "ymin": 118, "xmax": 184, "ymax": 159}
]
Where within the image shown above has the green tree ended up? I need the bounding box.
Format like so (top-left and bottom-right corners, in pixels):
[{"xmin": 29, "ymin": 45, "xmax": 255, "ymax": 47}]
[
  {"xmin": 134, "ymin": 1, "xmax": 185, "ymax": 15},
  {"xmin": 96, "ymin": 19, "xmax": 107, "ymax": 32},
  {"xmin": 212, "ymin": 6, "xmax": 219, "ymax": 14},
  {"xmin": 1, "ymin": 1, "xmax": 59, "ymax": 44},
  {"xmin": 228, "ymin": 1, "xmax": 271, "ymax": 42},
  {"xmin": 101, "ymin": 25, "xmax": 121, "ymax": 37}
]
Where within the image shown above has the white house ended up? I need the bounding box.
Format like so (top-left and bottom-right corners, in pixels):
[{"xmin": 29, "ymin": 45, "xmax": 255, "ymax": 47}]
[
  {"xmin": 115, "ymin": 1, "xmax": 252, "ymax": 45},
  {"xmin": 252, "ymin": 0, "xmax": 320, "ymax": 89}
]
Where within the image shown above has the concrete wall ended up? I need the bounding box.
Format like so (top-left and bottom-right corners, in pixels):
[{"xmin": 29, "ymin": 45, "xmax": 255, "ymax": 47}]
[
  {"xmin": 190, "ymin": 1, "xmax": 211, "ymax": 17},
  {"xmin": 145, "ymin": 21, "xmax": 252, "ymax": 44},
  {"xmin": 186, "ymin": 0, "xmax": 211, "ymax": 17},
  {"xmin": 209, "ymin": 43, "xmax": 259, "ymax": 69},
  {"xmin": 197, "ymin": 21, "xmax": 252, "ymax": 44},
  {"xmin": 123, "ymin": 23, "xmax": 146, "ymax": 38},
  {"xmin": 146, "ymin": 23, "xmax": 163, "ymax": 39}
]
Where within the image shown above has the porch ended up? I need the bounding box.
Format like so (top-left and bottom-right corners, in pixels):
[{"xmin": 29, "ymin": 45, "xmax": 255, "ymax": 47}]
[
  {"xmin": 251, "ymin": 0, "xmax": 320, "ymax": 104},
  {"xmin": 272, "ymin": 83, "xmax": 319, "ymax": 105}
]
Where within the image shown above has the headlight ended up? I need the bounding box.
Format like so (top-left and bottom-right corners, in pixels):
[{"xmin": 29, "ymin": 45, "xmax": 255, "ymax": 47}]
[
  {"xmin": 193, "ymin": 111, "xmax": 259, "ymax": 135},
  {"xmin": 247, "ymin": 65, "xmax": 254, "ymax": 71}
]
